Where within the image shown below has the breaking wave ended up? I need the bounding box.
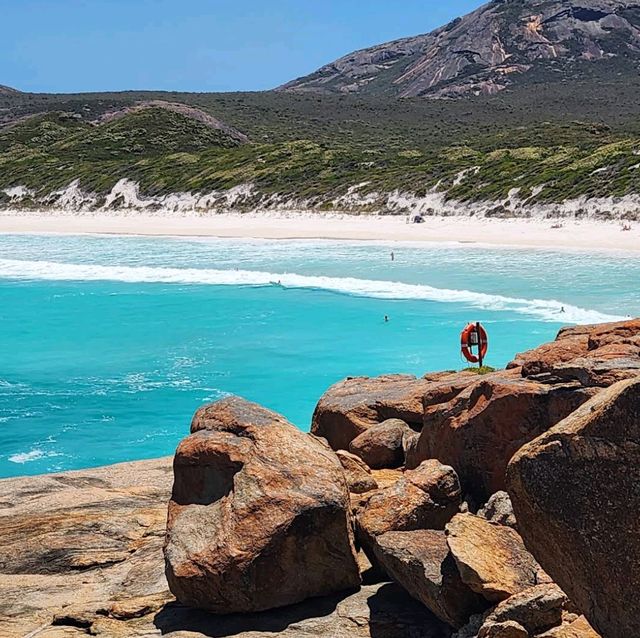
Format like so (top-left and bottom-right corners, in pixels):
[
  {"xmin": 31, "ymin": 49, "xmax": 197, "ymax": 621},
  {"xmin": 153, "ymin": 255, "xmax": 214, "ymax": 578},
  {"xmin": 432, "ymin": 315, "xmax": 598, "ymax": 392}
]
[{"xmin": 0, "ymin": 258, "xmax": 625, "ymax": 324}]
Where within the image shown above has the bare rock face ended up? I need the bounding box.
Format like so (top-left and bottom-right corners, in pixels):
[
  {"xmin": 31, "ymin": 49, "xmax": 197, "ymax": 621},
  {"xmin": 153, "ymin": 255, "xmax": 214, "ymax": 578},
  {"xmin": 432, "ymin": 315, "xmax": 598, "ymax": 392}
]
[
  {"xmin": 164, "ymin": 397, "xmax": 361, "ymax": 613},
  {"xmin": 357, "ymin": 460, "xmax": 462, "ymax": 541},
  {"xmin": 370, "ymin": 529, "xmax": 488, "ymax": 628},
  {"xmin": 507, "ymin": 377, "xmax": 640, "ymax": 638},
  {"xmin": 311, "ymin": 374, "xmax": 438, "ymax": 451},
  {"xmin": 409, "ymin": 376, "xmax": 592, "ymax": 501},
  {"xmin": 445, "ymin": 514, "xmax": 544, "ymax": 603},
  {"xmin": 281, "ymin": 0, "xmax": 640, "ymax": 98},
  {"xmin": 349, "ymin": 418, "xmax": 413, "ymax": 469},
  {"xmin": 336, "ymin": 449, "xmax": 378, "ymax": 494},
  {"xmin": 0, "ymin": 458, "xmax": 174, "ymax": 638}
]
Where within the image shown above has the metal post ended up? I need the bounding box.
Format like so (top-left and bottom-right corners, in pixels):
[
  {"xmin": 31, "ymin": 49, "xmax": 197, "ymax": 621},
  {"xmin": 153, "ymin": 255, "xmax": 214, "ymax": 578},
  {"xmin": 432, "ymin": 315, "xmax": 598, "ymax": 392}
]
[{"xmin": 476, "ymin": 322, "xmax": 483, "ymax": 368}]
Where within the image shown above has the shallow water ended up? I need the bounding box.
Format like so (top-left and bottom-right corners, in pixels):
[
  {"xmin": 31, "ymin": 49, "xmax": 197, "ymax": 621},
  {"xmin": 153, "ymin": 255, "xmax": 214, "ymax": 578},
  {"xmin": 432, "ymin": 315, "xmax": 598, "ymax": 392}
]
[{"xmin": 1, "ymin": 234, "xmax": 638, "ymax": 477}]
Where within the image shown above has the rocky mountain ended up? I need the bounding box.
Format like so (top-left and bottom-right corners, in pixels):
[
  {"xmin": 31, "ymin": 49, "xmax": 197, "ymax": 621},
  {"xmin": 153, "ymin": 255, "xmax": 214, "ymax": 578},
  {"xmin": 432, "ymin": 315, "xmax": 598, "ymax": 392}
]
[
  {"xmin": 0, "ymin": 85, "xmax": 20, "ymax": 95},
  {"xmin": 281, "ymin": 0, "xmax": 640, "ymax": 97}
]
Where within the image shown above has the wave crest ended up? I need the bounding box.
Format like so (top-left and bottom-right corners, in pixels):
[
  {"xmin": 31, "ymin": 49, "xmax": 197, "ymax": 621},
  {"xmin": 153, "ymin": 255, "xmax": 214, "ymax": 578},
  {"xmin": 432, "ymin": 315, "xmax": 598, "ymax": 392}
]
[{"xmin": 0, "ymin": 258, "xmax": 624, "ymax": 324}]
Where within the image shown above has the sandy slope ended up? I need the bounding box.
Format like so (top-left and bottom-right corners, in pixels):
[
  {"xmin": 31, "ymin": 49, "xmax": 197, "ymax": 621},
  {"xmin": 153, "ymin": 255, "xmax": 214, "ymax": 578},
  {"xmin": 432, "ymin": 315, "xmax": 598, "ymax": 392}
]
[{"xmin": 0, "ymin": 211, "xmax": 639, "ymax": 253}]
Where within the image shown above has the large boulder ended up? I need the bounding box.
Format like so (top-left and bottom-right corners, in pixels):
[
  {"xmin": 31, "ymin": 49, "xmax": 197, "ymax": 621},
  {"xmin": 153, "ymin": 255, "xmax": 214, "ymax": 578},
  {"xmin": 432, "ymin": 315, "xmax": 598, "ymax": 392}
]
[
  {"xmin": 164, "ymin": 397, "xmax": 360, "ymax": 613},
  {"xmin": 311, "ymin": 373, "xmax": 453, "ymax": 451},
  {"xmin": 349, "ymin": 418, "xmax": 412, "ymax": 469},
  {"xmin": 357, "ymin": 460, "xmax": 462, "ymax": 541},
  {"xmin": 408, "ymin": 376, "xmax": 592, "ymax": 501},
  {"xmin": 371, "ymin": 529, "xmax": 488, "ymax": 628},
  {"xmin": 507, "ymin": 377, "xmax": 640, "ymax": 638},
  {"xmin": 445, "ymin": 514, "xmax": 545, "ymax": 603}
]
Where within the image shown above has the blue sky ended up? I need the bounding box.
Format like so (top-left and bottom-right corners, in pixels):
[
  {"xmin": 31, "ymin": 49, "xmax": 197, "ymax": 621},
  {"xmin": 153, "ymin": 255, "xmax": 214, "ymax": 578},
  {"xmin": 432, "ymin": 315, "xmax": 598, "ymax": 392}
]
[{"xmin": 1, "ymin": 0, "xmax": 483, "ymax": 94}]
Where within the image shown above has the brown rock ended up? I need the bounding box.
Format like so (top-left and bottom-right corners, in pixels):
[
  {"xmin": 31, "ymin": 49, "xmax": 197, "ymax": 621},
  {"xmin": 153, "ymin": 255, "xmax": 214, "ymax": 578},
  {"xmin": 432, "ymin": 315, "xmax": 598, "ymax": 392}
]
[
  {"xmin": 349, "ymin": 418, "xmax": 412, "ymax": 469},
  {"xmin": 165, "ymin": 397, "xmax": 360, "ymax": 613},
  {"xmin": 479, "ymin": 584, "xmax": 567, "ymax": 636},
  {"xmin": 0, "ymin": 458, "xmax": 174, "ymax": 638},
  {"xmin": 0, "ymin": 457, "xmax": 451, "ymax": 638},
  {"xmin": 311, "ymin": 374, "xmax": 439, "ymax": 450},
  {"xmin": 358, "ymin": 460, "xmax": 462, "ymax": 540},
  {"xmin": 507, "ymin": 377, "xmax": 640, "ymax": 638},
  {"xmin": 538, "ymin": 616, "xmax": 601, "ymax": 638},
  {"xmin": 336, "ymin": 450, "xmax": 378, "ymax": 494},
  {"xmin": 371, "ymin": 529, "xmax": 488, "ymax": 628},
  {"xmin": 478, "ymin": 621, "xmax": 528, "ymax": 638},
  {"xmin": 408, "ymin": 376, "xmax": 592, "ymax": 501},
  {"xmin": 445, "ymin": 514, "xmax": 542, "ymax": 603}
]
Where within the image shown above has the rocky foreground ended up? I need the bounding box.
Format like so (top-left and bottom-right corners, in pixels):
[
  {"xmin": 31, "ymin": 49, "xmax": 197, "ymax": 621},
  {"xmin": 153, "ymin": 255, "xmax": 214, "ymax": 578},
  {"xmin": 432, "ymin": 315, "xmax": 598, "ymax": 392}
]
[{"xmin": 2, "ymin": 320, "xmax": 640, "ymax": 637}]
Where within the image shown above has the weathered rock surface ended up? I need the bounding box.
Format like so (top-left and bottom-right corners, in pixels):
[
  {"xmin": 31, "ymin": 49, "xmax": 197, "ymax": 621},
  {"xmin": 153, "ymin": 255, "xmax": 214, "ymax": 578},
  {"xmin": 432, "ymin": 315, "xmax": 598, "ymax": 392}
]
[
  {"xmin": 311, "ymin": 374, "xmax": 440, "ymax": 450},
  {"xmin": 409, "ymin": 375, "xmax": 593, "ymax": 501},
  {"xmin": 165, "ymin": 397, "xmax": 360, "ymax": 613},
  {"xmin": 446, "ymin": 514, "xmax": 545, "ymax": 603},
  {"xmin": 478, "ymin": 585, "xmax": 567, "ymax": 637},
  {"xmin": 357, "ymin": 460, "xmax": 462, "ymax": 541},
  {"xmin": 406, "ymin": 320, "xmax": 640, "ymax": 502},
  {"xmin": 0, "ymin": 459, "xmax": 450, "ymax": 638},
  {"xmin": 336, "ymin": 449, "xmax": 378, "ymax": 494},
  {"xmin": 538, "ymin": 616, "xmax": 600, "ymax": 637},
  {"xmin": 371, "ymin": 529, "xmax": 488, "ymax": 628},
  {"xmin": 0, "ymin": 458, "xmax": 174, "ymax": 637},
  {"xmin": 281, "ymin": 0, "xmax": 640, "ymax": 98},
  {"xmin": 508, "ymin": 377, "xmax": 640, "ymax": 638},
  {"xmin": 478, "ymin": 492, "xmax": 517, "ymax": 529},
  {"xmin": 349, "ymin": 418, "xmax": 412, "ymax": 469}
]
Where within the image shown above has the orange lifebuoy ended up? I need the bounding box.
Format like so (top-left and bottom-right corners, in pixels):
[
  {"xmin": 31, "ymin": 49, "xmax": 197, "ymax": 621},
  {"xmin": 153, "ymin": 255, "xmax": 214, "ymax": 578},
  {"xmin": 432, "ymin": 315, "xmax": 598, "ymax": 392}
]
[{"xmin": 461, "ymin": 322, "xmax": 488, "ymax": 364}]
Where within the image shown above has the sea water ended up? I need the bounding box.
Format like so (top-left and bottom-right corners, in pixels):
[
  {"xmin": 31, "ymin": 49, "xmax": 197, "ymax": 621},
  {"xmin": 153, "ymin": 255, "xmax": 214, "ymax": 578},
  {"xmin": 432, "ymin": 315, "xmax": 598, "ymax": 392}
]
[{"xmin": 0, "ymin": 233, "xmax": 638, "ymax": 478}]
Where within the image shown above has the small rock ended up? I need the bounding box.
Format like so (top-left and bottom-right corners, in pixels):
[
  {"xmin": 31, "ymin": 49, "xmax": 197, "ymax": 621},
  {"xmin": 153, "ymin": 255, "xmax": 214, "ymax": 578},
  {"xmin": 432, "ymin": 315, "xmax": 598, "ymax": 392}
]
[
  {"xmin": 478, "ymin": 492, "xmax": 517, "ymax": 528},
  {"xmin": 349, "ymin": 418, "xmax": 412, "ymax": 469},
  {"xmin": 478, "ymin": 620, "xmax": 529, "ymax": 638},
  {"xmin": 480, "ymin": 584, "xmax": 567, "ymax": 635},
  {"xmin": 336, "ymin": 450, "xmax": 378, "ymax": 494}
]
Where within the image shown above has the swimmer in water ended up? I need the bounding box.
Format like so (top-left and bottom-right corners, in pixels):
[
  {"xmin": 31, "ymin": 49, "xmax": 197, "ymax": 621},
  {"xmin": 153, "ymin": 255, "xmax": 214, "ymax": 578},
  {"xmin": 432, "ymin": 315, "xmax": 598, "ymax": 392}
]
[
  {"xmin": 384, "ymin": 315, "xmax": 389, "ymax": 323},
  {"xmin": 391, "ymin": 251, "xmax": 395, "ymax": 262},
  {"xmin": 560, "ymin": 306, "xmax": 565, "ymax": 313}
]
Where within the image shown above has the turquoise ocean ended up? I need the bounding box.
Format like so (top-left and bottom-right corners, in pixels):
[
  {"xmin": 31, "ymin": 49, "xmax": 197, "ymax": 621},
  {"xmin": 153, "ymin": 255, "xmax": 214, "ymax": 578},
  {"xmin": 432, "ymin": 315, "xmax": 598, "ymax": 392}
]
[{"xmin": 1, "ymin": 233, "xmax": 638, "ymax": 478}]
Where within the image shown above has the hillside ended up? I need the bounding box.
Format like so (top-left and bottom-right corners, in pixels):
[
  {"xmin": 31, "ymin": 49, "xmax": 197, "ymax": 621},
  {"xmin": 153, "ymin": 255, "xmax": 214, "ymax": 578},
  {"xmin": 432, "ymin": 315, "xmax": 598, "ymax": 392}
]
[
  {"xmin": 3, "ymin": 1, "xmax": 640, "ymax": 215},
  {"xmin": 282, "ymin": 0, "xmax": 640, "ymax": 98}
]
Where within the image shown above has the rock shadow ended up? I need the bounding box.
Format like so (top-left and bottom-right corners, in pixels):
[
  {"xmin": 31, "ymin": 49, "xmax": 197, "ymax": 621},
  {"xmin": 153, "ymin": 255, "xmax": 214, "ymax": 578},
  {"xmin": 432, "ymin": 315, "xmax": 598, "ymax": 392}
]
[{"xmin": 153, "ymin": 588, "xmax": 354, "ymax": 637}]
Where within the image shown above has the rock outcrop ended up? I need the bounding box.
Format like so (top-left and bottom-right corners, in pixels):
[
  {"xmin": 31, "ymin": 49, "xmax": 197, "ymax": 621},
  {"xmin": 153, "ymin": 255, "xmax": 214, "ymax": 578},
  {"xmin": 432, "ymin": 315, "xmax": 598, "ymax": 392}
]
[
  {"xmin": 164, "ymin": 397, "xmax": 360, "ymax": 613},
  {"xmin": 281, "ymin": 0, "xmax": 640, "ymax": 98},
  {"xmin": 508, "ymin": 377, "xmax": 640, "ymax": 638},
  {"xmin": 0, "ymin": 458, "xmax": 451, "ymax": 638}
]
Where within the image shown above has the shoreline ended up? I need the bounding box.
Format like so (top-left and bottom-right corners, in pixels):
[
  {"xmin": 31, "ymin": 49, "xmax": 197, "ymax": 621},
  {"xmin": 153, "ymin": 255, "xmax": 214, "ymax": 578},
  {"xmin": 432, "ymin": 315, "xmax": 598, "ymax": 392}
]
[{"xmin": 1, "ymin": 211, "xmax": 639, "ymax": 253}]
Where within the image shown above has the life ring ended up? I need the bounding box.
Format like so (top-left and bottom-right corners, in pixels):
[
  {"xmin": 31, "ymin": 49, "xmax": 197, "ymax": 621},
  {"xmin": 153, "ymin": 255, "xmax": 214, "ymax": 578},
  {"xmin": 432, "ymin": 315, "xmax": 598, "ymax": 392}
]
[{"xmin": 461, "ymin": 323, "xmax": 488, "ymax": 364}]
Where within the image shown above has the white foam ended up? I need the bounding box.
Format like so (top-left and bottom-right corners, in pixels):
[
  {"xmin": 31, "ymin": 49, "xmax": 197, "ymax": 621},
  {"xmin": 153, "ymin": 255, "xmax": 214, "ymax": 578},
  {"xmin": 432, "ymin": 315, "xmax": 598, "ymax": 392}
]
[
  {"xmin": 8, "ymin": 448, "xmax": 61, "ymax": 464},
  {"xmin": 0, "ymin": 258, "xmax": 624, "ymax": 324}
]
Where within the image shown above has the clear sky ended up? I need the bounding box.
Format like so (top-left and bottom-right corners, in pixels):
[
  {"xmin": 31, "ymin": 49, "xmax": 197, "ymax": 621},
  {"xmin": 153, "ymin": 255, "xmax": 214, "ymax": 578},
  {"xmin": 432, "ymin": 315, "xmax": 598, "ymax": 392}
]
[{"xmin": 1, "ymin": 0, "xmax": 483, "ymax": 94}]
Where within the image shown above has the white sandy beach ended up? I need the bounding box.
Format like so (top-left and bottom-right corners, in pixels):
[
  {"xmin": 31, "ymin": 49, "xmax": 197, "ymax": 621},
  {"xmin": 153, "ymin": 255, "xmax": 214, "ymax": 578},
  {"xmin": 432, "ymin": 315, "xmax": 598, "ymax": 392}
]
[{"xmin": 0, "ymin": 211, "xmax": 639, "ymax": 253}]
